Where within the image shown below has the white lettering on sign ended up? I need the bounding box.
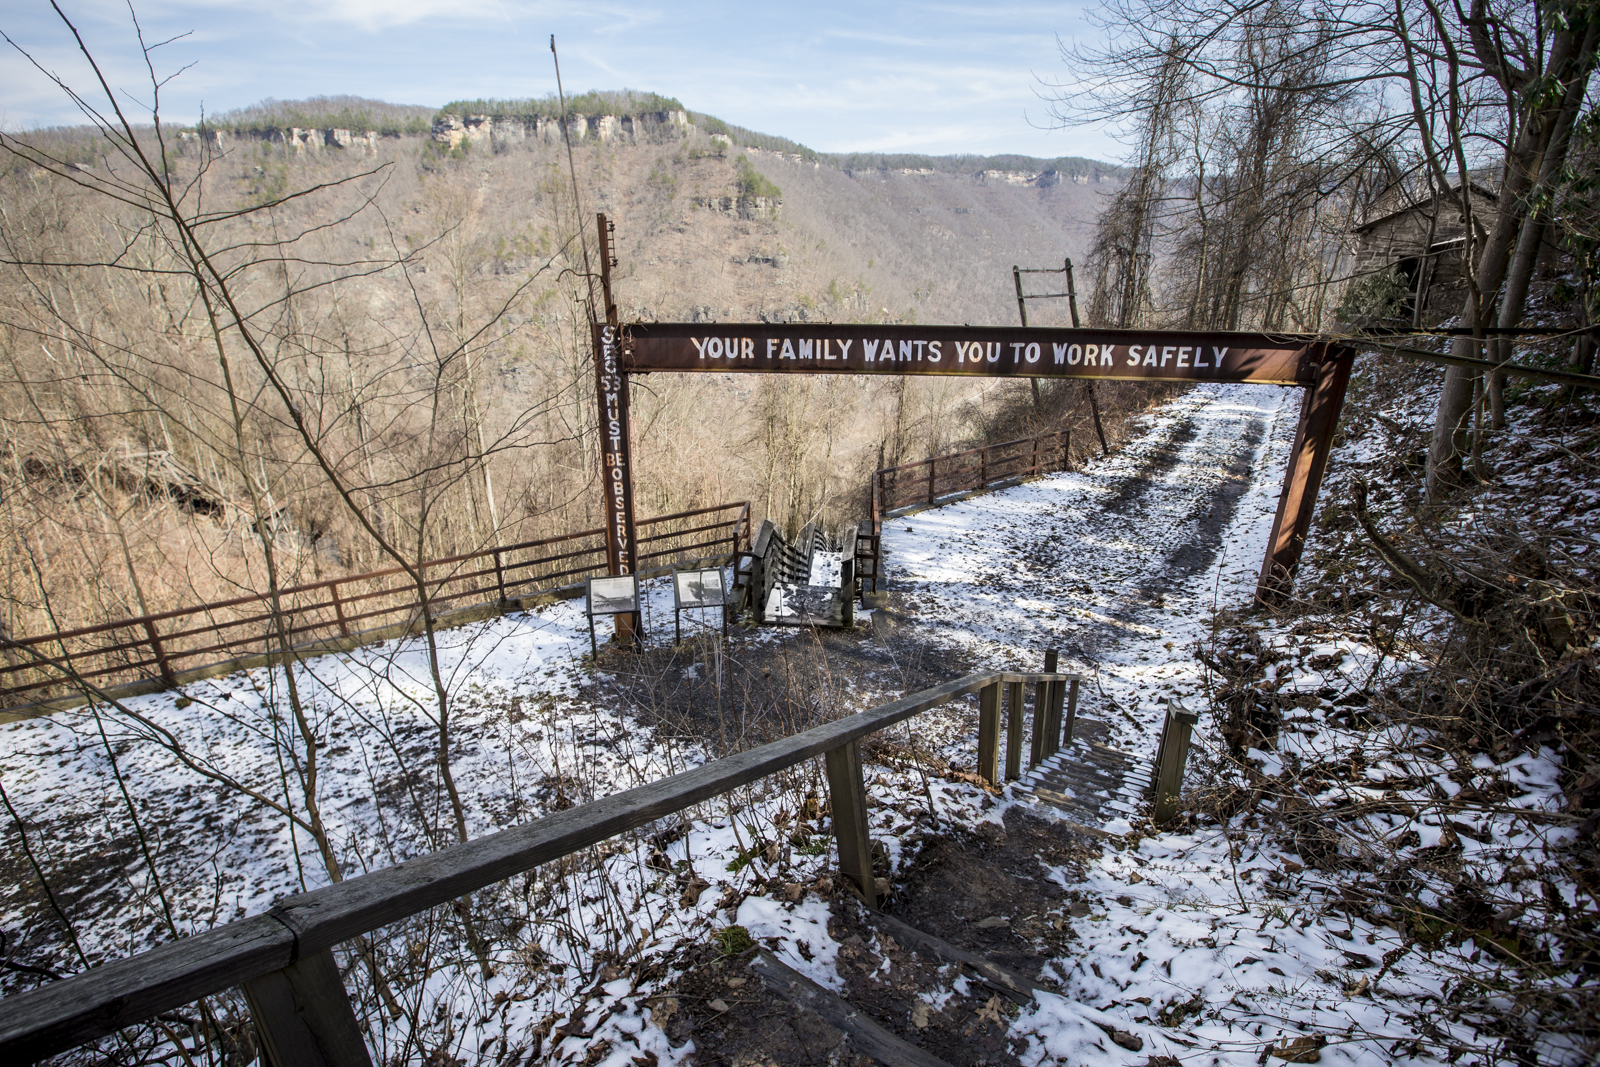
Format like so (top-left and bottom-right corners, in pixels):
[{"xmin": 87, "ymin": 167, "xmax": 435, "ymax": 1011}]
[
  {"xmin": 1026, "ymin": 342, "xmax": 1040, "ymax": 363},
  {"xmin": 1127, "ymin": 345, "xmax": 1141, "ymax": 367},
  {"xmin": 1212, "ymin": 346, "xmax": 1228, "ymax": 366},
  {"xmin": 781, "ymin": 338, "xmax": 795, "ymax": 359},
  {"xmin": 1177, "ymin": 346, "xmax": 1191, "ymax": 367},
  {"xmin": 928, "ymin": 340, "xmax": 941, "ymax": 361}
]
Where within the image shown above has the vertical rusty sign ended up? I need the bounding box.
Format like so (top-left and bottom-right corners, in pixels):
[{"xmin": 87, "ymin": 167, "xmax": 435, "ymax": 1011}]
[{"xmin": 592, "ymin": 214, "xmax": 640, "ymax": 644}]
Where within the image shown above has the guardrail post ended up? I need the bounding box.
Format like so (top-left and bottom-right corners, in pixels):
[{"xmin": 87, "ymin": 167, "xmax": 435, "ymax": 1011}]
[
  {"xmin": 141, "ymin": 620, "xmax": 176, "ymax": 685},
  {"xmin": 492, "ymin": 548, "xmax": 508, "ymax": 605},
  {"xmin": 1005, "ymin": 679, "xmax": 1024, "ymax": 780},
  {"xmin": 329, "ymin": 584, "xmax": 351, "ymax": 638},
  {"xmin": 977, "ymin": 682, "xmax": 1001, "ymax": 785},
  {"xmin": 980, "ymin": 445, "xmax": 988, "ymax": 489},
  {"xmin": 243, "ymin": 947, "xmax": 372, "ymax": 1067},
  {"xmin": 1061, "ymin": 676, "xmax": 1081, "ymax": 746},
  {"xmin": 1152, "ymin": 700, "xmax": 1200, "ymax": 825},
  {"xmin": 927, "ymin": 458, "xmax": 936, "ymax": 505},
  {"xmin": 1040, "ymin": 650, "xmax": 1062, "ymax": 757},
  {"xmin": 1029, "ymin": 680, "xmax": 1046, "ymax": 768},
  {"xmin": 824, "ymin": 740, "xmax": 876, "ymax": 908}
]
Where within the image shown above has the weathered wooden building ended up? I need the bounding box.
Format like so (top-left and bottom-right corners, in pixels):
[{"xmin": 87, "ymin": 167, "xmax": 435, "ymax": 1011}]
[{"xmin": 1348, "ymin": 182, "xmax": 1498, "ymax": 322}]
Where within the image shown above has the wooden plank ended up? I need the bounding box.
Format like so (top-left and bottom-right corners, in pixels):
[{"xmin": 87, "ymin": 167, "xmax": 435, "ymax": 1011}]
[
  {"xmin": 825, "ymin": 740, "xmax": 875, "ymax": 908},
  {"xmin": 0, "ymin": 914, "xmax": 294, "ymax": 1062},
  {"xmin": 748, "ymin": 950, "xmax": 955, "ymax": 1067},
  {"xmin": 242, "ymin": 948, "xmax": 372, "ymax": 1067},
  {"xmin": 862, "ymin": 911, "xmax": 1044, "ymax": 1006},
  {"xmin": 1004, "ymin": 680, "xmax": 1024, "ymax": 781},
  {"xmin": 976, "ymin": 683, "xmax": 1000, "ymax": 786},
  {"xmin": 1062, "ymin": 677, "xmax": 1081, "ymax": 746}
]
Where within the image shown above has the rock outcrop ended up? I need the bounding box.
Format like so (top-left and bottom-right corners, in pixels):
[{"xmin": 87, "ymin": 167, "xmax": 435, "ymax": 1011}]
[
  {"xmin": 691, "ymin": 195, "xmax": 782, "ymax": 220},
  {"xmin": 430, "ymin": 110, "xmax": 690, "ymax": 150},
  {"xmin": 195, "ymin": 127, "xmax": 384, "ymax": 155}
]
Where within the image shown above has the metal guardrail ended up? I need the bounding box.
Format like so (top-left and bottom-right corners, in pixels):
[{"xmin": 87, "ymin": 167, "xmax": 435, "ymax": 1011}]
[
  {"xmin": 0, "ymin": 652, "xmax": 1082, "ymax": 1065},
  {"xmin": 857, "ymin": 430, "xmax": 1070, "ymax": 594},
  {"xmin": 0, "ymin": 502, "xmax": 750, "ymax": 713}
]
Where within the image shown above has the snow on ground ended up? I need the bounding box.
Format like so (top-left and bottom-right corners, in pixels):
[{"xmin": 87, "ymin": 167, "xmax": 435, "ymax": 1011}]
[
  {"xmin": 5, "ymin": 377, "xmax": 1579, "ymax": 1065},
  {"xmin": 884, "ymin": 382, "xmax": 1294, "ymax": 758}
]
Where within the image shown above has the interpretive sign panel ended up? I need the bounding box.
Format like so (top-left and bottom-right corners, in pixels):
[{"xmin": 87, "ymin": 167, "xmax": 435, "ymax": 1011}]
[
  {"xmin": 624, "ymin": 323, "xmax": 1323, "ymax": 386},
  {"xmin": 588, "ymin": 575, "xmax": 639, "ymax": 616},
  {"xmin": 674, "ymin": 569, "xmax": 727, "ymax": 609}
]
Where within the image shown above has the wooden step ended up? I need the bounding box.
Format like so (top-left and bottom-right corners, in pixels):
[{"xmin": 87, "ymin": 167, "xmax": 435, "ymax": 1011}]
[
  {"xmin": 749, "ymin": 949, "xmax": 956, "ymax": 1067},
  {"xmin": 863, "ymin": 911, "xmax": 1044, "ymax": 1006}
]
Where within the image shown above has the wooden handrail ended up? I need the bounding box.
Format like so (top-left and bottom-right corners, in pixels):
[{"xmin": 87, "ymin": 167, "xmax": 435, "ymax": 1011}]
[{"xmin": 0, "ymin": 665, "xmax": 1080, "ymax": 1062}]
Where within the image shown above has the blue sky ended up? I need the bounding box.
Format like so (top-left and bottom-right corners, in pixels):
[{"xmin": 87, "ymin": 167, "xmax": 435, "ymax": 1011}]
[{"xmin": 1, "ymin": 1, "xmax": 1123, "ymax": 161}]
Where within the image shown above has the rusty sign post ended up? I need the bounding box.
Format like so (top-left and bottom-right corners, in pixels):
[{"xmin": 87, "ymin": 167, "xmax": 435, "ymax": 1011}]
[{"xmin": 592, "ymin": 215, "xmax": 640, "ymax": 646}]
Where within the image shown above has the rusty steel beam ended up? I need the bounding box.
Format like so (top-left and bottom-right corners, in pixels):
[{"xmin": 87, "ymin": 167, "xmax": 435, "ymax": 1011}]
[
  {"xmin": 623, "ymin": 322, "xmax": 1323, "ymax": 385},
  {"xmin": 1256, "ymin": 344, "xmax": 1354, "ymax": 604}
]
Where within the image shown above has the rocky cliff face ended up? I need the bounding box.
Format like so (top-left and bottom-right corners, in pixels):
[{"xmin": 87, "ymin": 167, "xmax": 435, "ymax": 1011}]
[
  {"xmin": 196, "ymin": 127, "xmax": 384, "ymax": 154},
  {"xmin": 430, "ymin": 110, "xmax": 691, "ymax": 150}
]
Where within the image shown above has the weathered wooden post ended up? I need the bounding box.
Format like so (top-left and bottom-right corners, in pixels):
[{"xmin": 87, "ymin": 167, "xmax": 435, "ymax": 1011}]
[
  {"xmin": 1151, "ymin": 700, "xmax": 1200, "ymax": 825},
  {"xmin": 242, "ymin": 947, "xmax": 372, "ymax": 1067},
  {"xmin": 976, "ymin": 682, "xmax": 1001, "ymax": 785},
  {"xmin": 1005, "ymin": 679, "xmax": 1024, "ymax": 780},
  {"xmin": 824, "ymin": 741, "xmax": 876, "ymax": 908},
  {"xmin": 1040, "ymin": 650, "xmax": 1064, "ymax": 757},
  {"xmin": 1029, "ymin": 678, "xmax": 1047, "ymax": 769},
  {"xmin": 927, "ymin": 457, "xmax": 937, "ymax": 504},
  {"xmin": 980, "ymin": 444, "xmax": 988, "ymax": 489},
  {"xmin": 492, "ymin": 548, "xmax": 508, "ymax": 605},
  {"xmin": 1061, "ymin": 676, "xmax": 1081, "ymax": 747}
]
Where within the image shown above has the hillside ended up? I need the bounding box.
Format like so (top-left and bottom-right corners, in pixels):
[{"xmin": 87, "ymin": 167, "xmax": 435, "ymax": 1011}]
[{"xmin": 0, "ymin": 99, "xmax": 1144, "ymax": 646}]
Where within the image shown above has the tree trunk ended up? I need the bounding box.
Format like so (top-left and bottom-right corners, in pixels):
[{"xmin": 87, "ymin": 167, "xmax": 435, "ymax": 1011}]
[{"xmin": 1426, "ymin": 24, "xmax": 1593, "ymax": 500}]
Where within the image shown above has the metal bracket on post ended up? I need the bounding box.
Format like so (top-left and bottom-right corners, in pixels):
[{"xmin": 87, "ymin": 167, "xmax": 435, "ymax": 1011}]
[
  {"xmin": 976, "ymin": 682, "xmax": 1001, "ymax": 786},
  {"xmin": 1151, "ymin": 699, "xmax": 1200, "ymax": 825},
  {"xmin": 243, "ymin": 947, "xmax": 372, "ymax": 1067},
  {"xmin": 824, "ymin": 740, "xmax": 876, "ymax": 908}
]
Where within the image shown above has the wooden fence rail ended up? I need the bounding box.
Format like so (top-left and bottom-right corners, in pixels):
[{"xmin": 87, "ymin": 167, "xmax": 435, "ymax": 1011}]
[
  {"xmin": 857, "ymin": 429, "xmax": 1070, "ymax": 594},
  {"xmin": 0, "ymin": 653, "xmax": 1082, "ymax": 1065},
  {"xmin": 0, "ymin": 502, "xmax": 750, "ymax": 712}
]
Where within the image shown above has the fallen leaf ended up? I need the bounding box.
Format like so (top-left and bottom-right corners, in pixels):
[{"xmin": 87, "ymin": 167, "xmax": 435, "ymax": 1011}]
[
  {"xmin": 1270, "ymin": 1035, "xmax": 1325, "ymax": 1063},
  {"xmin": 1282, "ymin": 860, "xmax": 1304, "ymax": 874},
  {"xmin": 678, "ymin": 878, "xmax": 710, "ymax": 909},
  {"xmin": 911, "ymin": 1001, "xmax": 932, "ymax": 1030},
  {"xmin": 707, "ymin": 999, "xmax": 730, "ymax": 1013},
  {"xmin": 1129, "ymin": 871, "xmax": 1145, "ymax": 884},
  {"xmin": 1069, "ymin": 900, "xmax": 1092, "ymax": 918},
  {"xmin": 1342, "ymin": 951, "xmax": 1376, "ymax": 969},
  {"xmin": 1117, "ymin": 895, "xmax": 1134, "ymax": 907},
  {"xmin": 1112, "ymin": 1030, "xmax": 1145, "ymax": 1051}
]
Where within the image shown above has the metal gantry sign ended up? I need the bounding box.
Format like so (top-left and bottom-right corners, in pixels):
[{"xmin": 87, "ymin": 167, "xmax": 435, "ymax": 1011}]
[{"xmin": 589, "ymin": 216, "xmax": 1352, "ymax": 644}]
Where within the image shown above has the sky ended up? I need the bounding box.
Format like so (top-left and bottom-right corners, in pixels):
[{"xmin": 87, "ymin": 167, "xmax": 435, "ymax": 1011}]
[{"xmin": 0, "ymin": 1, "xmax": 1125, "ymax": 162}]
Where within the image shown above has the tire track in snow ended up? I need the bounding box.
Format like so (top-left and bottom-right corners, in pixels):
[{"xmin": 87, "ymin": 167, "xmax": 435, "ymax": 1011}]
[{"xmin": 880, "ymin": 383, "xmax": 1294, "ymax": 760}]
